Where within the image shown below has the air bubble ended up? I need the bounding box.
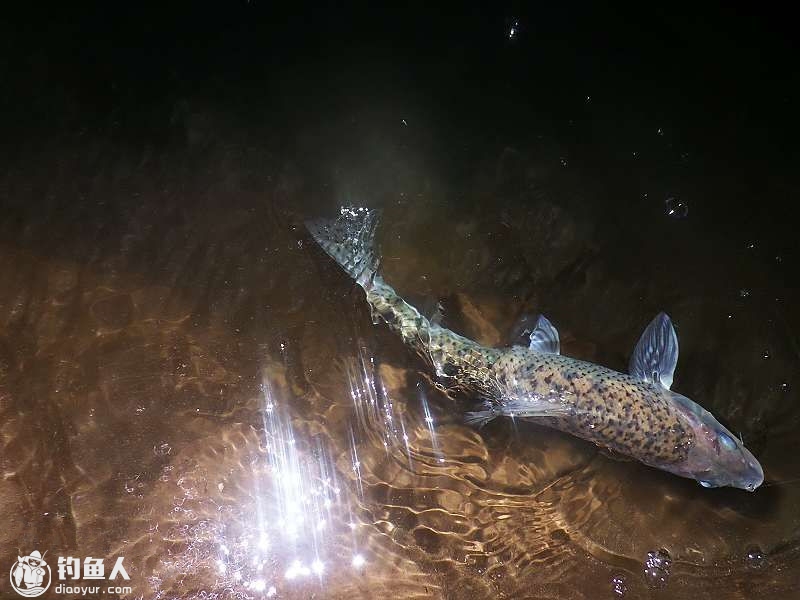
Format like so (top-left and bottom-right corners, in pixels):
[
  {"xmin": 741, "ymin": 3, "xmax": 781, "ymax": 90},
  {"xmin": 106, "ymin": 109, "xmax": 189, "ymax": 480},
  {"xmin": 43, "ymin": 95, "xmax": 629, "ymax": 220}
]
[
  {"xmin": 507, "ymin": 18, "xmax": 520, "ymax": 40},
  {"xmin": 745, "ymin": 545, "xmax": 766, "ymax": 570},
  {"xmin": 665, "ymin": 197, "xmax": 688, "ymax": 219},
  {"xmin": 612, "ymin": 574, "xmax": 628, "ymax": 596}
]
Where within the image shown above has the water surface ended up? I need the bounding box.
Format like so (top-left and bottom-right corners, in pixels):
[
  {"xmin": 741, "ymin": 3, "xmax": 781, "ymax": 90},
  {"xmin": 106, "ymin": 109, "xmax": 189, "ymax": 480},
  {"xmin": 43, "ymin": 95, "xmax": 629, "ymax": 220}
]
[{"xmin": 1, "ymin": 6, "xmax": 799, "ymax": 599}]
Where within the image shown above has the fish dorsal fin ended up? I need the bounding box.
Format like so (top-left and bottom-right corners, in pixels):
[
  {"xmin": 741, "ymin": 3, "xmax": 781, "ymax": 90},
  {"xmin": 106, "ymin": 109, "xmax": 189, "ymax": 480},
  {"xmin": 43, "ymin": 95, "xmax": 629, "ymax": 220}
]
[
  {"xmin": 529, "ymin": 315, "xmax": 560, "ymax": 354},
  {"xmin": 629, "ymin": 312, "xmax": 679, "ymax": 389}
]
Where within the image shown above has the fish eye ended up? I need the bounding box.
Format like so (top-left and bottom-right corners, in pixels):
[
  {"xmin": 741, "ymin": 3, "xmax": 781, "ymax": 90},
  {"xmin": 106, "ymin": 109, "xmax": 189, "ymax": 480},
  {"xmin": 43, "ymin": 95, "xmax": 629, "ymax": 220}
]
[{"xmin": 718, "ymin": 432, "xmax": 737, "ymax": 451}]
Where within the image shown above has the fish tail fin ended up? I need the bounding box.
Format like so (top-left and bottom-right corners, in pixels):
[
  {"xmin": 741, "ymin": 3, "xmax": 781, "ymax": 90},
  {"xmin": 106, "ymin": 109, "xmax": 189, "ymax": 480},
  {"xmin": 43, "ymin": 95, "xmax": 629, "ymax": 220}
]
[
  {"xmin": 306, "ymin": 206, "xmax": 381, "ymax": 289},
  {"xmin": 465, "ymin": 401, "xmax": 498, "ymax": 428}
]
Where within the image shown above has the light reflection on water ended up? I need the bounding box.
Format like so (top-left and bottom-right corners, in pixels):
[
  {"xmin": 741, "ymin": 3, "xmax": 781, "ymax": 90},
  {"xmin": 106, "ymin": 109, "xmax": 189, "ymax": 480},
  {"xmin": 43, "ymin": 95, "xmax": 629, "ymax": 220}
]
[
  {"xmin": 0, "ymin": 138, "xmax": 797, "ymax": 600},
  {"xmin": 205, "ymin": 344, "xmax": 450, "ymax": 596},
  {"xmin": 346, "ymin": 345, "xmax": 446, "ymax": 473},
  {"xmin": 153, "ymin": 365, "xmax": 381, "ymax": 599}
]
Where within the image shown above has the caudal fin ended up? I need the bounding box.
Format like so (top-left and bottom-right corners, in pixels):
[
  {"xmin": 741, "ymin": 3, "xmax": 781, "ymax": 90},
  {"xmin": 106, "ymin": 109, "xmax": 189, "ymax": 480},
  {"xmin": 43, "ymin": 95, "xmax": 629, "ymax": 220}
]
[{"xmin": 306, "ymin": 206, "xmax": 381, "ymax": 288}]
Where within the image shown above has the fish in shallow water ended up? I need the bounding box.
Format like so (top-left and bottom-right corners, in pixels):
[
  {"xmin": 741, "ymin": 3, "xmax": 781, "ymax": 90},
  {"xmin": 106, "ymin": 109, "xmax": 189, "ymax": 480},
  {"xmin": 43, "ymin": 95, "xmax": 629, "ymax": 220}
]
[{"xmin": 306, "ymin": 207, "xmax": 764, "ymax": 491}]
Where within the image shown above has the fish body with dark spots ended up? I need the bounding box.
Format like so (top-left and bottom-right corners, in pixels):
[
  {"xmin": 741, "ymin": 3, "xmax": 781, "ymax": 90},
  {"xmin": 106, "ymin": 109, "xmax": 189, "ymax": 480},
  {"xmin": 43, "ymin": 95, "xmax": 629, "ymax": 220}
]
[
  {"xmin": 487, "ymin": 349, "xmax": 693, "ymax": 469},
  {"xmin": 306, "ymin": 206, "xmax": 764, "ymax": 492}
]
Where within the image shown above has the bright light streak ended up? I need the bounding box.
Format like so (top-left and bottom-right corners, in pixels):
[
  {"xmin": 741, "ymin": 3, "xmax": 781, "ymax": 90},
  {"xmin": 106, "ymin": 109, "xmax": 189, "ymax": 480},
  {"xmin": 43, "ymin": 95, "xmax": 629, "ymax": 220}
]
[
  {"xmin": 258, "ymin": 532, "xmax": 270, "ymax": 551},
  {"xmin": 256, "ymin": 374, "xmax": 345, "ymax": 586},
  {"xmin": 311, "ymin": 559, "xmax": 325, "ymax": 575},
  {"xmin": 285, "ymin": 560, "xmax": 311, "ymax": 580},
  {"xmin": 420, "ymin": 390, "xmax": 442, "ymax": 462}
]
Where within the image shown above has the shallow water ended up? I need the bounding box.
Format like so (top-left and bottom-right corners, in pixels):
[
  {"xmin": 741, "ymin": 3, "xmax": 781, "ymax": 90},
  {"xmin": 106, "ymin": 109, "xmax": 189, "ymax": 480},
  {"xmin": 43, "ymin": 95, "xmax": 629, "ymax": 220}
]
[
  {"xmin": 1, "ymin": 120, "xmax": 798, "ymax": 600},
  {"xmin": 2, "ymin": 6, "xmax": 799, "ymax": 600}
]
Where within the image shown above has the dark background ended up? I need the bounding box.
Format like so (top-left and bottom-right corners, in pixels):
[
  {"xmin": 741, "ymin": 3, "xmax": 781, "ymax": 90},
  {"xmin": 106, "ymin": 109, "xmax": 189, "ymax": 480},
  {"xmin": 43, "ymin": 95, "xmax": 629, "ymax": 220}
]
[{"xmin": 1, "ymin": 2, "xmax": 798, "ymax": 259}]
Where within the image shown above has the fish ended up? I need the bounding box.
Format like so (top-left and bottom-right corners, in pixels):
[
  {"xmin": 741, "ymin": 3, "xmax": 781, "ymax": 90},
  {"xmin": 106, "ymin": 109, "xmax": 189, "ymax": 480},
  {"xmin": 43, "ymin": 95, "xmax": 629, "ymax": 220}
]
[{"xmin": 306, "ymin": 206, "xmax": 764, "ymax": 491}]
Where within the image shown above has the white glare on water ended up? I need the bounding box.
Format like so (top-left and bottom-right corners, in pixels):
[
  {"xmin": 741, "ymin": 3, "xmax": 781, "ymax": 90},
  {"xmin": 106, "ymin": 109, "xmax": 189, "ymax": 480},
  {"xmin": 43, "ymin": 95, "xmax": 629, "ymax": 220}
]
[
  {"xmin": 189, "ymin": 353, "xmax": 402, "ymax": 598},
  {"xmin": 346, "ymin": 346, "xmax": 415, "ymax": 468},
  {"xmin": 420, "ymin": 388, "xmax": 442, "ymax": 463},
  {"xmin": 202, "ymin": 373, "xmax": 349, "ymax": 593},
  {"xmin": 259, "ymin": 376, "xmax": 339, "ymax": 547},
  {"xmin": 285, "ymin": 559, "xmax": 315, "ymax": 580}
]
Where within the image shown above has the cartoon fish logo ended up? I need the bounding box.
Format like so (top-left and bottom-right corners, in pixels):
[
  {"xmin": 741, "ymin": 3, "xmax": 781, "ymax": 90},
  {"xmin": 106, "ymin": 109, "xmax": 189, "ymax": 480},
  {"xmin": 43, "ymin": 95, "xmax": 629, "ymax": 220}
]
[{"xmin": 10, "ymin": 550, "xmax": 51, "ymax": 597}]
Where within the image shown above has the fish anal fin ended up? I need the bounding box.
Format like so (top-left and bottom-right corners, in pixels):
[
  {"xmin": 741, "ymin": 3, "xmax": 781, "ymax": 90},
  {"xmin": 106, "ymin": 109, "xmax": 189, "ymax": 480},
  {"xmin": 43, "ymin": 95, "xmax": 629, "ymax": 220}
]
[
  {"xmin": 465, "ymin": 401, "xmax": 498, "ymax": 428},
  {"xmin": 598, "ymin": 446, "xmax": 634, "ymax": 462}
]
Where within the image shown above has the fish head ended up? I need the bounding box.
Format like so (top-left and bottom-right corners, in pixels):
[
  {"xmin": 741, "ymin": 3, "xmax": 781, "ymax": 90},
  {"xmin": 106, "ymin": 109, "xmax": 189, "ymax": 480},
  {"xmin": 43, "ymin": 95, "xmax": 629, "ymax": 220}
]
[{"xmin": 671, "ymin": 392, "xmax": 764, "ymax": 491}]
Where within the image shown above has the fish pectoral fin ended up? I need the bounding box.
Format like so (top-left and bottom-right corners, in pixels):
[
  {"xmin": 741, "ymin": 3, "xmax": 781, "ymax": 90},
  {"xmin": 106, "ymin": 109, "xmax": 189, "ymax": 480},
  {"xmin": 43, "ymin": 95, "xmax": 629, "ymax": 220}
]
[
  {"xmin": 628, "ymin": 312, "xmax": 679, "ymax": 389},
  {"xmin": 529, "ymin": 315, "xmax": 560, "ymax": 354}
]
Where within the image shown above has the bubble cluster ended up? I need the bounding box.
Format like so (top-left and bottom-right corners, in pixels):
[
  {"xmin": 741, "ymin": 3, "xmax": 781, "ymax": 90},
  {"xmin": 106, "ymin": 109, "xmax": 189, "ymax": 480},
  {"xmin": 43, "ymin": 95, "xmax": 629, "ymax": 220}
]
[
  {"xmin": 611, "ymin": 574, "xmax": 628, "ymax": 596},
  {"xmin": 154, "ymin": 441, "xmax": 173, "ymax": 456},
  {"xmin": 643, "ymin": 548, "xmax": 672, "ymax": 589},
  {"xmin": 507, "ymin": 18, "xmax": 519, "ymax": 40},
  {"xmin": 745, "ymin": 545, "xmax": 767, "ymax": 570}
]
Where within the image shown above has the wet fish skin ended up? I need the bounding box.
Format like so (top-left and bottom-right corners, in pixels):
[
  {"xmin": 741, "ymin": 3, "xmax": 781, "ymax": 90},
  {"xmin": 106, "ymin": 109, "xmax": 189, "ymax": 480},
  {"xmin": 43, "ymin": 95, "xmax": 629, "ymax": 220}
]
[{"xmin": 306, "ymin": 207, "xmax": 764, "ymax": 491}]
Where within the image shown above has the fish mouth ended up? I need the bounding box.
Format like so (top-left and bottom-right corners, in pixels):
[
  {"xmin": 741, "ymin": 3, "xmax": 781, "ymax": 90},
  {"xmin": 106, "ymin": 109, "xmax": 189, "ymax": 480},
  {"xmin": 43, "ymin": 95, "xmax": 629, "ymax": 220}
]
[
  {"xmin": 728, "ymin": 462, "xmax": 764, "ymax": 492},
  {"xmin": 694, "ymin": 449, "xmax": 764, "ymax": 491},
  {"xmin": 744, "ymin": 462, "xmax": 765, "ymax": 492},
  {"xmin": 737, "ymin": 448, "xmax": 764, "ymax": 492}
]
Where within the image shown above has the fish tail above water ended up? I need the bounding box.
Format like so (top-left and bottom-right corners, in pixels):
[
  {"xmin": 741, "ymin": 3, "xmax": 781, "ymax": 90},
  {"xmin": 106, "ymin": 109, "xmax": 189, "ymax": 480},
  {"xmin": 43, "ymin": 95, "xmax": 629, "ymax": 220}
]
[
  {"xmin": 306, "ymin": 206, "xmax": 505, "ymax": 399},
  {"xmin": 305, "ymin": 206, "xmax": 429, "ymax": 348},
  {"xmin": 305, "ymin": 206, "xmax": 382, "ymax": 289}
]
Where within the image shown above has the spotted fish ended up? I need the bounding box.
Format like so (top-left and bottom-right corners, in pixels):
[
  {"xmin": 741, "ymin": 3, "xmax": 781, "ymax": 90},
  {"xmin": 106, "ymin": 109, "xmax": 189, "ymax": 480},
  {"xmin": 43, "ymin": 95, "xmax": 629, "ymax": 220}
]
[{"xmin": 306, "ymin": 207, "xmax": 764, "ymax": 491}]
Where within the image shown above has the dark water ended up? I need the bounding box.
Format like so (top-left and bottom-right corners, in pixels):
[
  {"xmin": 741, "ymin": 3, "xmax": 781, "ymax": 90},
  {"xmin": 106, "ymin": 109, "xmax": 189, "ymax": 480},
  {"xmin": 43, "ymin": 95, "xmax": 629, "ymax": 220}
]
[{"xmin": 1, "ymin": 5, "xmax": 799, "ymax": 599}]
